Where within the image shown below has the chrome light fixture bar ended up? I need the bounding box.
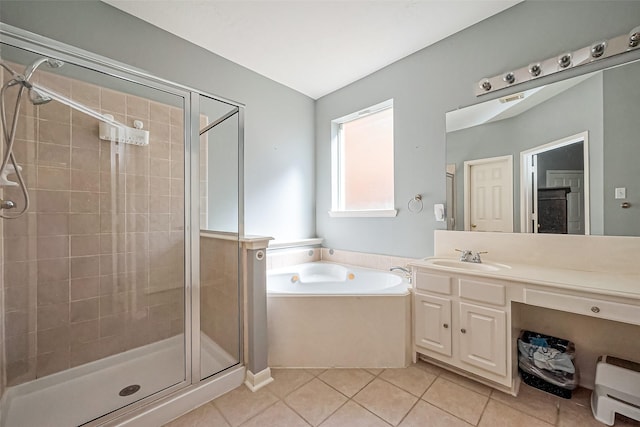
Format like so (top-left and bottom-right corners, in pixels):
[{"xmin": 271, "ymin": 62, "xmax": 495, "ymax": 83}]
[{"xmin": 476, "ymin": 25, "xmax": 640, "ymax": 96}]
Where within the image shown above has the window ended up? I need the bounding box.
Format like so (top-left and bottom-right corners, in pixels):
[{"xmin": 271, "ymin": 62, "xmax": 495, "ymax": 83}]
[{"xmin": 330, "ymin": 99, "xmax": 396, "ymax": 217}]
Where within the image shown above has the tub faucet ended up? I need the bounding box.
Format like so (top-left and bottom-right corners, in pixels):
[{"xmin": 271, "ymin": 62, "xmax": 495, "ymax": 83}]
[{"xmin": 390, "ymin": 266, "xmax": 412, "ymax": 282}]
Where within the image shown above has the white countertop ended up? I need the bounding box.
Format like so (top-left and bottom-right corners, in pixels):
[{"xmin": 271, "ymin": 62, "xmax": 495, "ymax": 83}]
[{"xmin": 409, "ymin": 257, "xmax": 640, "ymax": 302}]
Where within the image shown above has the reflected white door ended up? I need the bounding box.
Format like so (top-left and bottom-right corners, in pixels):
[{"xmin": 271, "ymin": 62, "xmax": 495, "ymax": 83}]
[
  {"xmin": 546, "ymin": 171, "xmax": 585, "ymax": 234},
  {"xmin": 464, "ymin": 156, "xmax": 513, "ymax": 232}
]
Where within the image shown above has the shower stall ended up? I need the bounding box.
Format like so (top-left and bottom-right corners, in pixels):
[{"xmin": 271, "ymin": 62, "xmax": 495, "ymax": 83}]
[{"xmin": 0, "ymin": 24, "xmax": 245, "ymax": 426}]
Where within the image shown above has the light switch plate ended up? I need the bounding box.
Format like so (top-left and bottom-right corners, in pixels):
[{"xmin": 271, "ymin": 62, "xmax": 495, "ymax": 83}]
[{"xmin": 615, "ymin": 187, "xmax": 626, "ymax": 199}]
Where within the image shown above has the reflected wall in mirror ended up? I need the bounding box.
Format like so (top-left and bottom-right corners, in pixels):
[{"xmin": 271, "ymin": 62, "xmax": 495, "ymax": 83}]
[{"xmin": 446, "ymin": 58, "xmax": 640, "ymax": 236}]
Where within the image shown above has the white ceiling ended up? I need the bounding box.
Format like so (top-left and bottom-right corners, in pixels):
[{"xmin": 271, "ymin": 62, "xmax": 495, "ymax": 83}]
[{"xmin": 104, "ymin": 0, "xmax": 521, "ymax": 99}]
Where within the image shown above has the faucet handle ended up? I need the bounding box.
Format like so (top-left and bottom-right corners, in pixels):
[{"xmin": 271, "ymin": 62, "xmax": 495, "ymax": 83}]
[
  {"xmin": 472, "ymin": 251, "xmax": 488, "ymax": 263},
  {"xmin": 455, "ymin": 248, "xmax": 473, "ymax": 261}
]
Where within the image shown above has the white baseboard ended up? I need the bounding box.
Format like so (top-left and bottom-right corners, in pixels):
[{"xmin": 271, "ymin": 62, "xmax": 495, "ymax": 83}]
[{"xmin": 244, "ymin": 367, "xmax": 274, "ymax": 392}]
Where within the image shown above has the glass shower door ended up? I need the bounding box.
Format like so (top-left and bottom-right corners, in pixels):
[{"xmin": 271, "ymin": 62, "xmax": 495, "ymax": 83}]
[
  {"xmin": 0, "ymin": 44, "xmax": 187, "ymax": 426},
  {"xmin": 198, "ymin": 94, "xmax": 242, "ymax": 379}
]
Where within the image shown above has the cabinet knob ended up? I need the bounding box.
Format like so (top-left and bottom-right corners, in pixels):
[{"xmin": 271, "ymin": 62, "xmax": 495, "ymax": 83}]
[
  {"xmin": 591, "ymin": 306, "xmax": 601, "ymax": 313},
  {"xmin": 460, "ymin": 328, "xmax": 467, "ymax": 334},
  {"xmin": 443, "ymin": 323, "xmax": 449, "ymax": 329}
]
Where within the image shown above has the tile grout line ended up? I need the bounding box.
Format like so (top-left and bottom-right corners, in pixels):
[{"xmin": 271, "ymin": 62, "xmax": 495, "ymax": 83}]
[{"xmin": 418, "ymin": 371, "xmax": 479, "ymax": 426}]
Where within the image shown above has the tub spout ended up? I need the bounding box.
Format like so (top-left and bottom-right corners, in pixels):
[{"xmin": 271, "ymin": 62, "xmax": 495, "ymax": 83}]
[{"xmin": 390, "ymin": 266, "xmax": 412, "ymax": 283}]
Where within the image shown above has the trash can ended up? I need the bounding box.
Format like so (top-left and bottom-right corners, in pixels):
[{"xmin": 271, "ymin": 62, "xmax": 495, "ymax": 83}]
[{"xmin": 517, "ymin": 330, "xmax": 579, "ymax": 399}]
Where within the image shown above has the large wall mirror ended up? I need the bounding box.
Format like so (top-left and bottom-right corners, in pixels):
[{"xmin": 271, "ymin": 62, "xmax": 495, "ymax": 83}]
[{"xmin": 445, "ymin": 58, "xmax": 640, "ymax": 237}]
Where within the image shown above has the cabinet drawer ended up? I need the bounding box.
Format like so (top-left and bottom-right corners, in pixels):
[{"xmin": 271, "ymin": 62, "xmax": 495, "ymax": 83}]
[
  {"xmin": 415, "ymin": 271, "xmax": 452, "ymax": 295},
  {"xmin": 459, "ymin": 279, "xmax": 506, "ymax": 306},
  {"xmin": 525, "ymin": 289, "xmax": 640, "ymax": 326}
]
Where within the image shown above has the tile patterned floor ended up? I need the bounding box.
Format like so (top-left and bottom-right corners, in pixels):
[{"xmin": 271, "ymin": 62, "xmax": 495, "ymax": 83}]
[{"xmin": 165, "ymin": 361, "xmax": 640, "ymax": 427}]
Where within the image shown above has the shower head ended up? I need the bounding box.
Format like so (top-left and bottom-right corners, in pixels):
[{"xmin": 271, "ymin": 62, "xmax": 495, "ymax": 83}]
[
  {"xmin": 23, "ymin": 57, "xmax": 64, "ymax": 81},
  {"xmin": 28, "ymin": 87, "xmax": 52, "ymax": 105}
]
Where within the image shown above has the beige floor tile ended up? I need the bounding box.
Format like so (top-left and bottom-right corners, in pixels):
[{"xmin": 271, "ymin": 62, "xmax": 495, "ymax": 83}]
[
  {"xmin": 267, "ymin": 368, "xmax": 315, "ymax": 398},
  {"xmin": 422, "ymin": 377, "xmax": 488, "ymax": 425},
  {"xmin": 412, "ymin": 360, "xmax": 445, "ymax": 376},
  {"xmin": 559, "ymin": 398, "xmax": 640, "ymax": 427},
  {"xmin": 353, "ymin": 378, "xmax": 418, "ymax": 425},
  {"xmin": 319, "ymin": 368, "xmax": 375, "ymax": 397},
  {"xmin": 164, "ymin": 402, "xmax": 230, "ymax": 427},
  {"xmin": 379, "ymin": 366, "xmax": 437, "ymax": 397},
  {"xmin": 491, "ymin": 383, "xmax": 559, "ymax": 425},
  {"xmin": 320, "ymin": 401, "xmax": 391, "ymax": 427},
  {"xmin": 439, "ymin": 370, "xmax": 492, "ymax": 396},
  {"xmin": 305, "ymin": 368, "xmax": 327, "ymax": 377},
  {"xmin": 239, "ymin": 401, "xmax": 309, "ymax": 427},
  {"xmin": 285, "ymin": 378, "xmax": 347, "ymax": 426},
  {"xmin": 569, "ymin": 386, "xmax": 593, "ymax": 408},
  {"xmin": 399, "ymin": 400, "xmax": 472, "ymax": 427},
  {"xmin": 213, "ymin": 386, "xmax": 278, "ymax": 426},
  {"xmin": 365, "ymin": 368, "xmax": 384, "ymax": 375},
  {"xmin": 479, "ymin": 400, "xmax": 553, "ymax": 427}
]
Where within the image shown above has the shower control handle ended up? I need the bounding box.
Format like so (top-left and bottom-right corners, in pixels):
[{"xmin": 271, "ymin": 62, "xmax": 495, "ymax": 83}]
[{"xmin": 0, "ymin": 199, "xmax": 16, "ymax": 210}]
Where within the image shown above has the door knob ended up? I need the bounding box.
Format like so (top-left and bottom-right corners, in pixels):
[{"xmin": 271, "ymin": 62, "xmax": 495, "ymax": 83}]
[
  {"xmin": 460, "ymin": 328, "xmax": 467, "ymax": 334},
  {"xmin": 443, "ymin": 323, "xmax": 449, "ymax": 329},
  {"xmin": 471, "ymin": 224, "xmax": 477, "ymax": 229}
]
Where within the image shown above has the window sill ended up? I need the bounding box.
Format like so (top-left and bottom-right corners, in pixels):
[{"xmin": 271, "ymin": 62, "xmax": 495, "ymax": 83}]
[{"xmin": 328, "ymin": 209, "xmax": 398, "ymax": 218}]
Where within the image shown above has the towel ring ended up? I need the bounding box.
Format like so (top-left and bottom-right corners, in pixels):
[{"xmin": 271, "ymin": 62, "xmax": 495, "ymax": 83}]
[{"xmin": 408, "ymin": 195, "xmax": 423, "ymax": 213}]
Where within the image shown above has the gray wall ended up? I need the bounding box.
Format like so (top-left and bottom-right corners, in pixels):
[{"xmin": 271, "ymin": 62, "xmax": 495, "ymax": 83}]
[
  {"xmin": 603, "ymin": 60, "xmax": 640, "ymax": 236},
  {"xmin": 0, "ymin": 0, "xmax": 316, "ymax": 242},
  {"xmin": 316, "ymin": 1, "xmax": 640, "ymax": 257}
]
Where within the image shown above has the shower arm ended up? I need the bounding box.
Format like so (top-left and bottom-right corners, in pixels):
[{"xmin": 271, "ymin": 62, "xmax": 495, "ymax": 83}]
[{"xmin": 31, "ymin": 83, "xmax": 126, "ymax": 129}]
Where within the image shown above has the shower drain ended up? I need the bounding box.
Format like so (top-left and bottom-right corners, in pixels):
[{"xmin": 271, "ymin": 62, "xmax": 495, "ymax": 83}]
[{"xmin": 119, "ymin": 384, "xmax": 141, "ymax": 397}]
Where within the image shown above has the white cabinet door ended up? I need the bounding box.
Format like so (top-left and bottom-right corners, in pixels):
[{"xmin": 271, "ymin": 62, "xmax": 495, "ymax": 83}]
[
  {"xmin": 459, "ymin": 302, "xmax": 506, "ymax": 376},
  {"xmin": 414, "ymin": 293, "xmax": 452, "ymax": 357}
]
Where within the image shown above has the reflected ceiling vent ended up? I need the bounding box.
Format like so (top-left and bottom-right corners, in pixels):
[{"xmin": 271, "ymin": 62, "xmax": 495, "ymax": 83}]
[{"xmin": 499, "ymin": 93, "xmax": 524, "ymax": 103}]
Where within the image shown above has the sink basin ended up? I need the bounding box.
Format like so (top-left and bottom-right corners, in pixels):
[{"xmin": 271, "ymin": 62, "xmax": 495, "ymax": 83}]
[{"xmin": 425, "ymin": 258, "xmax": 510, "ymax": 272}]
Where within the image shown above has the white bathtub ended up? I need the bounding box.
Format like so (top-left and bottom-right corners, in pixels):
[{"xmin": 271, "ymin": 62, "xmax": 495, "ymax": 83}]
[
  {"xmin": 267, "ymin": 262, "xmax": 409, "ymax": 296},
  {"xmin": 267, "ymin": 262, "xmax": 411, "ymax": 368}
]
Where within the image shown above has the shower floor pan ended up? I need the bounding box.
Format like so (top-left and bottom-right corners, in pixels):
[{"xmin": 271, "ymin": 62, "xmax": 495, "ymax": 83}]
[{"xmin": 0, "ymin": 334, "xmax": 236, "ymax": 427}]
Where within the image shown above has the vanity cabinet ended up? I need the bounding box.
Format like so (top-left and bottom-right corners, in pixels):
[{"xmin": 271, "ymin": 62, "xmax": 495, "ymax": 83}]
[
  {"xmin": 414, "ymin": 293, "xmax": 452, "ymax": 356},
  {"xmin": 458, "ymin": 302, "xmax": 506, "ymax": 376},
  {"xmin": 412, "ymin": 269, "xmax": 510, "ymax": 387}
]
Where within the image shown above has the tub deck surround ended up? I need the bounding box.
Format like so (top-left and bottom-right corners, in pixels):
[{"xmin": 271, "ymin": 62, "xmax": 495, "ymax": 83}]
[
  {"xmin": 266, "ymin": 262, "xmax": 412, "ymax": 368},
  {"xmin": 410, "ymin": 230, "xmax": 640, "ymax": 396}
]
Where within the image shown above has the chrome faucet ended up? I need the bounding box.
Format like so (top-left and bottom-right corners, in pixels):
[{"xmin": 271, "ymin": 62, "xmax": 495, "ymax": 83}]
[
  {"xmin": 455, "ymin": 249, "xmax": 487, "ymax": 263},
  {"xmin": 390, "ymin": 266, "xmax": 412, "ymax": 283},
  {"xmin": 471, "ymin": 251, "xmax": 488, "ymax": 264},
  {"xmin": 455, "ymin": 249, "xmax": 473, "ymax": 262}
]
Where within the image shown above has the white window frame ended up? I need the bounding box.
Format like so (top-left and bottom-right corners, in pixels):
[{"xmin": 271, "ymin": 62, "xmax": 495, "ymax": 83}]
[{"xmin": 329, "ymin": 99, "xmax": 397, "ymax": 218}]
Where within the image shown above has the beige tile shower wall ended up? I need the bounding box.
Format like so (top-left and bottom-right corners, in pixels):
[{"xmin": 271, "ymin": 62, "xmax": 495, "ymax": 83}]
[
  {"xmin": 2, "ymin": 65, "xmax": 185, "ymax": 386},
  {"xmin": 200, "ymin": 235, "xmax": 239, "ymax": 358}
]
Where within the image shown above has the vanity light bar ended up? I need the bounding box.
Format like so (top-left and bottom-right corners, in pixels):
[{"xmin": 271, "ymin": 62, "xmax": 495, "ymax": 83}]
[{"xmin": 476, "ymin": 25, "xmax": 640, "ymax": 96}]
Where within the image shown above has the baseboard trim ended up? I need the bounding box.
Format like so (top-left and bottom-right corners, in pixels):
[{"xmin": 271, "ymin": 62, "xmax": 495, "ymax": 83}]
[{"xmin": 244, "ymin": 367, "xmax": 274, "ymax": 392}]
